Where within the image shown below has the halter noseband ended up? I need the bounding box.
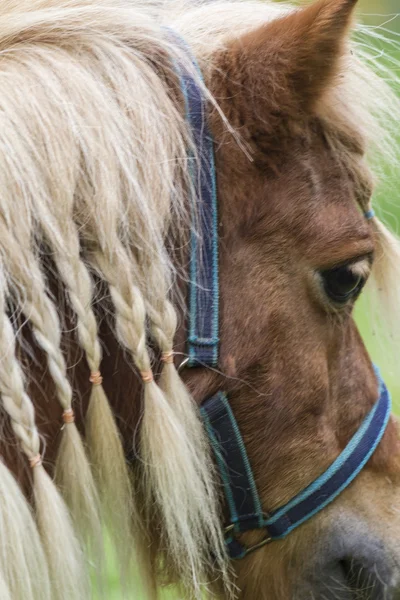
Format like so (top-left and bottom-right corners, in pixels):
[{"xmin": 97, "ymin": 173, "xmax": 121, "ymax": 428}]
[{"xmin": 172, "ymin": 34, "xmax": 391, "ymax": 560}]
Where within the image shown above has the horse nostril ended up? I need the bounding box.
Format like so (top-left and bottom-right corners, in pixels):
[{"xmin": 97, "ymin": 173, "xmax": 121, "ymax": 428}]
[{"xmin": 338, "ymin": 558, "xmax": 388, "ymax": 600}]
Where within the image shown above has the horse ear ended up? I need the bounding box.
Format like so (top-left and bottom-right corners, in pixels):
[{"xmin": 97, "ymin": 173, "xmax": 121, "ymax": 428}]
[{"xmin": 221, "ymin": 0, "xmax": 358, "ymax": 121}]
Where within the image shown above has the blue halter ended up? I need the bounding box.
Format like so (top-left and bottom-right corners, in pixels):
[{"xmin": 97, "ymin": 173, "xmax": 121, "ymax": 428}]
[{"xmin": 173, "ymin": 35, "xmax": 392, "ymax": 560}]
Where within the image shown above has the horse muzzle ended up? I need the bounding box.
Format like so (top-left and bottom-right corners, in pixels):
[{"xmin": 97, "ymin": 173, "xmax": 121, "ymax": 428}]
[
  {"xmin": 313, "ymin": 559, "xmax": 399, "ymax": 599},
  {"xmin": 296, "ymin": 516, "xmax": 400, "ymax": 600}
]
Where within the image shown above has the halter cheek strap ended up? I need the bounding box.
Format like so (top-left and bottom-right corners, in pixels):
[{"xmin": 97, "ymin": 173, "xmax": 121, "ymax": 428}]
[
  {"xmin": 168, "ymin": 30, "xmax": 219, "ymax": 368},
  {"xmin": 171, "ymin": 32, "xmax": 392, "ymax": 560}
]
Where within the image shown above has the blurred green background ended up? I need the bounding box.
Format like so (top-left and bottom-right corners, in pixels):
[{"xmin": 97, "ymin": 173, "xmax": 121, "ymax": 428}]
[
  {"xmin": 105, "ymin": 2, "xmax": 400, "ymax": 598},
  {"xmin": 355, "ymin": 1, "xmax": 400, "ymax": 405}
]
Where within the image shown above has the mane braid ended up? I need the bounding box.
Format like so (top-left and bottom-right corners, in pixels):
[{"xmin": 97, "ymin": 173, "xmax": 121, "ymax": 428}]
[
  {"xmin": 37, "ymin": 187, "xmax": 136, "ymax": 583},
  {"xmin": 90, "ymin": 240, "xmax": 229, "ymax": 597},
  {"xmin": 0, "ymin": 215, "xmax": 103, "ymax": 559},
  {"xmin": 0, "ymin": 266, "xmax": 87, "ymax": 600}
]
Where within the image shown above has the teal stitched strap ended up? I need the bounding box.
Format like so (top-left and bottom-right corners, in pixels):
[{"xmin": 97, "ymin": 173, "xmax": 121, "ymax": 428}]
[
  {"xmin": 200, "ymin": 392, "xmax": 265, "ymax": 559},
  {"xmin": 200, "ymin": 369, "xmax": 391, "ymax": 559},
  {"xmin": 168, "ymin": 30, "xmax": 219, "ymax": 368},
  {"xmin": 264, "ymin": 373, "xmax": 391, "ymax": 539}
]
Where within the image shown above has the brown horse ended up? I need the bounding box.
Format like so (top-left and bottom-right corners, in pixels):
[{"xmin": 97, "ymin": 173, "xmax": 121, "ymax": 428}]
[{"xmin": 0, "ymin": 0, "xmax": 399, "ymax": 598}]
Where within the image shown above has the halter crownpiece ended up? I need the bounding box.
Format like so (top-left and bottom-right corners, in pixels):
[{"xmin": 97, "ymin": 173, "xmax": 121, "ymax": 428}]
[{"xmin": 172, "ymin": 33, "xmax": 392, "ymax": 560}]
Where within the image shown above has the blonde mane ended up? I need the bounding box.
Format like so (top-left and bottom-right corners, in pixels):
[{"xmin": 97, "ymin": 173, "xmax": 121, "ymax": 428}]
[{"xmin": 0, "ymin": 1, "xmax": 398, "ymax": 599}]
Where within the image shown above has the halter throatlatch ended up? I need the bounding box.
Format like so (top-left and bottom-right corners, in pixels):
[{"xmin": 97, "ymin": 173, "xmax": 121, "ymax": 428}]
[{"xmin": 172, "ymin": 35, "xmax": 392, "ymax": 559}]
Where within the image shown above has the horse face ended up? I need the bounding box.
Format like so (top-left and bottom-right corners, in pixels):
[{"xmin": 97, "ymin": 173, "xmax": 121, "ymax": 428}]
[
  {"xmin": 187, "ymin": 0, "xmax": 400, "ymax": 597},
  {"xmin": 212, "ymin": 125, "xmax": 400, "ymax": 598}
]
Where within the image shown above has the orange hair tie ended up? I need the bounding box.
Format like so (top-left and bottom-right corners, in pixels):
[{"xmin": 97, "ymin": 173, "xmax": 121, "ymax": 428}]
[
  {"xmin": 63, "ymin": 408, "xmax": 75, "ymax": 424},
  {"xmin": 29, "ymin": 454, "xmax": 42, "ymax": 469},
  {"xmin": 161, "ymin": 351, "xmax": 174, "ymax": 365},
  {"xmin": 141, "ymin": 370, "xmax": 154, "ymax": 384},
  {"xmin": 89, "ymin": 370, "xmax": 103, "ymax": 386}
]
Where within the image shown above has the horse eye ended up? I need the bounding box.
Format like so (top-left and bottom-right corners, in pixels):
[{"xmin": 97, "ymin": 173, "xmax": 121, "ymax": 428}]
[{"xmin": 321, "ymin": 265, "xmax": 365, "ymax": 304}]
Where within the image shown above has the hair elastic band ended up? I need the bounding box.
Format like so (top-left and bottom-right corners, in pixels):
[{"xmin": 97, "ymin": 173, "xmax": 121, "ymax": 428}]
[
  {"xmin": 89, "ymin": 370, "xmax": 103, "ymax": 386},
  {"xmin": 141, "ymin": 370, "xmax": 154, "ymax": 384},
  {"xmin": 364, "ymin": 208, "xmax": 375, "ymax": 221},
  {"xmin": 62, "ymin": 408, "xmax": 75, "ymax": 424},
  {"xmin": 29, "ymin": 454, "xmax": 42, "ymax": 469},
  {"xmin": 161, "ymin": 351, "xmax": 174, "ymax": 364}
]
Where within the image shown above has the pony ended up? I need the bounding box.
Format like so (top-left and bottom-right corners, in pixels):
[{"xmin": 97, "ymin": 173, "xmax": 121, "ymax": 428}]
[{"xmin": 0, "ymin": 0, "xmax": 399, "ymax": 598}]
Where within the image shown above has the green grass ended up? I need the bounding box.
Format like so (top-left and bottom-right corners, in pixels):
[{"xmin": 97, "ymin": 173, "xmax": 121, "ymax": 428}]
[{"xmin": 356, "ymin": 296, "xmax": 400, "ymax": 408}]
